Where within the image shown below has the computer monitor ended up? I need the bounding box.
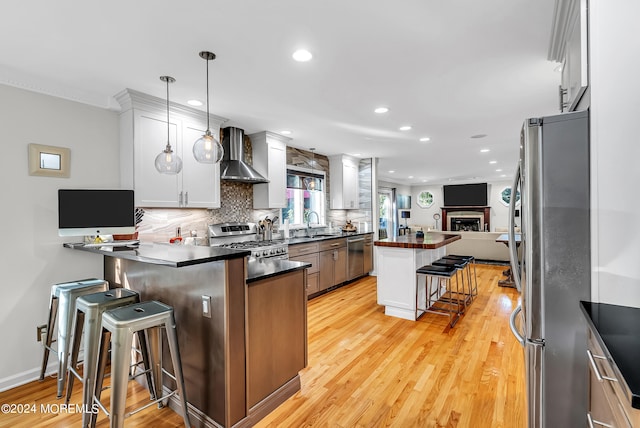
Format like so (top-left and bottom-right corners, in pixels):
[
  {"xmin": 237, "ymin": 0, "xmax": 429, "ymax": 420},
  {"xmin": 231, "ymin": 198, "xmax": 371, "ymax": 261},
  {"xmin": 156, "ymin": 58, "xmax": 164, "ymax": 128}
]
[{"xmin": 58, "ymin": 189, "xmax": 135, "ymax": 237}]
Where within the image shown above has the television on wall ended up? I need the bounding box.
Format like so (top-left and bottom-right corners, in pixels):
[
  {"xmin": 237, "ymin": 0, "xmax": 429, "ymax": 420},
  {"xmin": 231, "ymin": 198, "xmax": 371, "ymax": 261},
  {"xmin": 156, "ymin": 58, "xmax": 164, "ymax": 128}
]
[
  {"xmin": 58, "ymin": 189, "xmax": 135, "ymax": 237},
  {"xmin": 443, "ymin": 183, "xmax": 488, "ymax": 206}
]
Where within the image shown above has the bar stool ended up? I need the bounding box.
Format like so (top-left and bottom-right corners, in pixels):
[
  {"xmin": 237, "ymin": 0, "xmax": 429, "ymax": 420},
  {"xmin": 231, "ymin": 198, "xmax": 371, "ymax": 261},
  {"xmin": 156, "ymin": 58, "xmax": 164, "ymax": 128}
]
[
  {"xmin": 93, "ymin": 301, "xmax": 191, "ymax": 428},
  {"xmin": 40, "ymin": 278, "xmax": 109, "ymax": 398},
  {"xmin": 415, "ymin": 264, "xmax": 463, "ymax": 327},
  {"xmin": 433, "ymin": 257, "xmax": 473, "ymax": 308},
  {"xmin": 65, "ymin": 288, "xmax": 155, "ymax": 428},
  {"xmin": 445, "ymin": 254, "xmax": 478, "ymax": 299}
]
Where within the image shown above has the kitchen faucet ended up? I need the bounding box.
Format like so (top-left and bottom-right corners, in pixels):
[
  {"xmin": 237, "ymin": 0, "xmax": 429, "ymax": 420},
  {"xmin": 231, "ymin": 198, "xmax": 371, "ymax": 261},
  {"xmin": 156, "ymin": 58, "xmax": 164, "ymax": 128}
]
[{"xmin": 306, "ymin": 211, "xmax": 320, "ymax": 237}]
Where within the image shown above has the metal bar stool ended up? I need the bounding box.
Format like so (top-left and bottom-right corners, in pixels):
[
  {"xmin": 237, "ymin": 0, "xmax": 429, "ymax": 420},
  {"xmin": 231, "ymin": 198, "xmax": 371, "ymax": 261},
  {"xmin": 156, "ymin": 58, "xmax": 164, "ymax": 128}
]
[
  {"xmin": 445, "ymin": 254, "xmax": 478, "ymax": 300},
  {"xmin": 433, "ymin": 257, "xmax": 473, "ymax": 308},
  {"xmin": 93, "ymin": 301, "xmax": 191, "ymax": 428},
  {"xmin": 40, "ymin": 278, "xmax": 109, "ymax": 398},
  {"xmin": 65, "ymin": 288, "xmax": 155, "ymax": 428},
  {"xmin": 416, "ymin": 264, "xmax": 463, "ymax": 327}
]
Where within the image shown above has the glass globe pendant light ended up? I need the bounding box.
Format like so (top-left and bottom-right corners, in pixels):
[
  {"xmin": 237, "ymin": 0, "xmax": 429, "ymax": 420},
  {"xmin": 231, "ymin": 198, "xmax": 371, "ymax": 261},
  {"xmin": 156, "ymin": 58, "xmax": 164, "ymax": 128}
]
[
  {"xmin": 193, "ymin": 51, "xmax": 224, "ymax": 164},
  {"xmin": 155, "ymin": 76, "xmax": 183, "ymax": 174},
  {"xmin": 303, "ymin": 148, "xmax": 317, "ymax": 191}
]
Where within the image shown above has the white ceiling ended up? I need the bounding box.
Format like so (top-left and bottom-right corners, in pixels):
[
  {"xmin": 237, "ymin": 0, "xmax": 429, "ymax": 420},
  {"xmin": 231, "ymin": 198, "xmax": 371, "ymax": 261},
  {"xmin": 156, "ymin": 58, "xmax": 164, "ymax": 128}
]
[{"xmin": 0, "ymin": 0, "xmax": 560, "ymax": 186}]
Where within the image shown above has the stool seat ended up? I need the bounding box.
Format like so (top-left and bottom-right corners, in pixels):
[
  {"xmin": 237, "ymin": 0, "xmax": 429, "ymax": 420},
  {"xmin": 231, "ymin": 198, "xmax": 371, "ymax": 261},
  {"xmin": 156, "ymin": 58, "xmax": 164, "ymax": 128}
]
[
  {"xmin": 445, "ymin": 254, "xmax": 474, "ymax": 261},
  {"xmin": 433, "ymin": 258, "xmax": 467, "ymax": 268},
  {"xmin": 417, "ymin": 264, "xmax": 457, "ymax": 276},
  {"xmin": 40, "ymin": 278, "xmax": 108, "ymax": 398}
]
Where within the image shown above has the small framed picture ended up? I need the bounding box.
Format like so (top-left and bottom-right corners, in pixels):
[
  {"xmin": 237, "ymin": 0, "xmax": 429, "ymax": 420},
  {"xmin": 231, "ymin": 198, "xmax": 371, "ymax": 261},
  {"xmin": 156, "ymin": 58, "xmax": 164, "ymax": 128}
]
[{"xmin": 28, "ymin": 144, "xmax": 70, "ymax": 178}]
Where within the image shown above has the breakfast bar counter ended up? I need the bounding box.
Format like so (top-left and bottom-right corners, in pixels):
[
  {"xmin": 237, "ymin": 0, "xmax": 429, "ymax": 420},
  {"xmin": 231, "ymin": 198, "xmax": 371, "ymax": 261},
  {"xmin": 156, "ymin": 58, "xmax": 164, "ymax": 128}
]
[
  {"xmin": 64, "ymin": 242, "xmax": 309, "ymax": 428},
  {"xmin": 374, "ymin": 232, "xmax": 461, "ymax": 321}
]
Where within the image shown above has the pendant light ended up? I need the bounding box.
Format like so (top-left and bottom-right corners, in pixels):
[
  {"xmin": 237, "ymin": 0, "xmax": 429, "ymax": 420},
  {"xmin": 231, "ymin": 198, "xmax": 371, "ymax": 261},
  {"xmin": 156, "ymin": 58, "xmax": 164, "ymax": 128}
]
[
  {"xmin": 155, "ymin": 76, "xmax": 183, "ymax": 174},
  {"xmin": 304, "ymin": 148, "xmax": 317, "ymax": 191},
  {"xmin": 193, "ymin": 51, "xmax": 224, "ymax": 164}
]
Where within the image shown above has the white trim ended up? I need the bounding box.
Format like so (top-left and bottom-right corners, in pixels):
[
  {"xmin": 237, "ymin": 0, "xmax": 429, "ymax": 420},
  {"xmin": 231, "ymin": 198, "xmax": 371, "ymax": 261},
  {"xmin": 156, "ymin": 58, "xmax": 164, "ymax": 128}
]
[{"xmin": 0, "ymin": 362, "xmax": 58, "ymax": 393}]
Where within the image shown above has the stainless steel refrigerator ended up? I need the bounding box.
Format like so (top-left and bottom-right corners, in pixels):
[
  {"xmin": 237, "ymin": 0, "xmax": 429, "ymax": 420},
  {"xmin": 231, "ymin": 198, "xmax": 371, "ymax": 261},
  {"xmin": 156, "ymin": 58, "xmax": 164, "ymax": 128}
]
[{"xmin": 507, "ymin": 109, "xmax": 590, "ymax": 427}]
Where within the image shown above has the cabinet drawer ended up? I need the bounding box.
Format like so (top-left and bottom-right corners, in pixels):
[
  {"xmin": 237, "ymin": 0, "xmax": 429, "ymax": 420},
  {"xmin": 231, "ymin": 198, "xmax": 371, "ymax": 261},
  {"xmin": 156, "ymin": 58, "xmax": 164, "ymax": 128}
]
[
  {"xmin": 290, "ymin": 253, "xmax": 319, "ymax": 274},
  {"xmin": 318, "ymin": 238, "xmax": 346, "ymax": 252},
  {"xmin": 288, "ymin": 243, "xmax": 319, "ymax": 257},
  {"xmin": 307, "ymin": 272, "xmax": 320, "ymax": 295}
]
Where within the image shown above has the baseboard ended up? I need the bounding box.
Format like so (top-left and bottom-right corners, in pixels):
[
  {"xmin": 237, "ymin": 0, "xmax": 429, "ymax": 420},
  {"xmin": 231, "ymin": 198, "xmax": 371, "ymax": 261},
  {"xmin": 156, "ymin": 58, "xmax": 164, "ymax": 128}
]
[{"xmin": 0, "ymin": 362, "xmax": 58, "ymax": 393}]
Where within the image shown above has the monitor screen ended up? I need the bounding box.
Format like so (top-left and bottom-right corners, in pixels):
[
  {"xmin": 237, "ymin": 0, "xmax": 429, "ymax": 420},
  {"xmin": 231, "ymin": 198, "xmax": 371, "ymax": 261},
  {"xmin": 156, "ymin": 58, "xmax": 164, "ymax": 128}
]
[
  {"xmin": 443, "ymin": 183, "xmax": 488, "ymax": 206},
  {"xmin": 58, "ymin": 189, "xmax": 135, "ymax": 237}
]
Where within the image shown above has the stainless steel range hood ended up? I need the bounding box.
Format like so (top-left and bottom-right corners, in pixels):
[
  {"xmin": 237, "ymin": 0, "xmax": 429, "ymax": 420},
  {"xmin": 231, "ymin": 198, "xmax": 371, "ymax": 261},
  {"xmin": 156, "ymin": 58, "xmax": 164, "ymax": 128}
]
[{"xmin": 220, "ymin": 127, "xmax": 269, "ymax": 183}]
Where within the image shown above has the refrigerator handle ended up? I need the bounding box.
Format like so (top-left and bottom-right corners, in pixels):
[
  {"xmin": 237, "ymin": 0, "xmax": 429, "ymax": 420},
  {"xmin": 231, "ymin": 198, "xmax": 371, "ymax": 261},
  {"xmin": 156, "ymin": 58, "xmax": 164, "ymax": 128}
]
[
  {"xmin": 509, "ymin": 305, "xmax": 526, "ymax": 347},
  {"xmin": 508, "ymin": 164, "xmax": 522, "ymax": 293}
]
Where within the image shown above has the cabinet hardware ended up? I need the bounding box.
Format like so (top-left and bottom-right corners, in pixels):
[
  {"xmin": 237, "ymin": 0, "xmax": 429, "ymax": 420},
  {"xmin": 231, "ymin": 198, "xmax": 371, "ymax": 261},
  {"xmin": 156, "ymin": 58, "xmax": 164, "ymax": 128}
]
[
  {"xmin": 179, "ymin": 191, "xmax": 183, "ymax": 206},
  {"xmin": 558, "ymin": 85, "xmax": 569, "ymax": 112},
  {"xmin": 587, "ymin": 412, "xmax": 613, "ymax": 428},
  {"xmin": 185, "ymin": 191, "xmax": 189, "ymax": 206},
  {"xmin": 587, "ymin": 349, "xmax": 618, "ymax": 383}
]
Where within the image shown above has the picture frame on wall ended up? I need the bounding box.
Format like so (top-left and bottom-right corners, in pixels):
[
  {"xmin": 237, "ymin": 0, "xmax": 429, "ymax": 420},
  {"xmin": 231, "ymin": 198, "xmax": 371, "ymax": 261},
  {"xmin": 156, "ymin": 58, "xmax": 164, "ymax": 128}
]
[
  {"xmin": 28, "ymin": 143, "xmax": 70, "ymax": 178},
  {"xmin": 500, "ymin": 186, "xmax": 520, "ymax": 207}
]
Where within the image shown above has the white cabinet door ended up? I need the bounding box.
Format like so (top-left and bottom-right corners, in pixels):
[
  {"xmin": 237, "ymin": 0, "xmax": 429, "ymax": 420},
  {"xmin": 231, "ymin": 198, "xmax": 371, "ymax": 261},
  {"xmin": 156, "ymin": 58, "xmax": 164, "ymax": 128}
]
[
  {"xmin": 181, "ymin": 122, "xmax": 220, "ymax": 208},
  {"xmin": 329, "ymin": 155, "xmax": 359, "ymax": 209},
  {"xmin": 135, "ymin": 110, "xmax": 180, "ymax": 207},
  {"xmin": 342, "ymin": 162, "xmax": 359, "ymax": 209},
  {"xmin": 251, "ymin": 132, "xmax": 289, "ymax": 209}
]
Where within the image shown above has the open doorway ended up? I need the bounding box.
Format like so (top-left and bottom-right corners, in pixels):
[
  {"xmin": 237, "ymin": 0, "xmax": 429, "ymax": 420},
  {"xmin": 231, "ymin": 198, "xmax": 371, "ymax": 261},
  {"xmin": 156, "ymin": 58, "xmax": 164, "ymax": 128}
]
[{"xmin": 378, "ymin": 187, "xmax": 396, "ymax": 240}]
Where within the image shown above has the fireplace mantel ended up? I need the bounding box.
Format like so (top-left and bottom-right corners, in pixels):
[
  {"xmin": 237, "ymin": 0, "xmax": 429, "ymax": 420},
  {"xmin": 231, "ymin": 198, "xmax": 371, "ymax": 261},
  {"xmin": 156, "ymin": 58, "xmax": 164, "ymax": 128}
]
[{"xmin": 441, "ymin": 206, "xmax": 491, "ymax": 231}]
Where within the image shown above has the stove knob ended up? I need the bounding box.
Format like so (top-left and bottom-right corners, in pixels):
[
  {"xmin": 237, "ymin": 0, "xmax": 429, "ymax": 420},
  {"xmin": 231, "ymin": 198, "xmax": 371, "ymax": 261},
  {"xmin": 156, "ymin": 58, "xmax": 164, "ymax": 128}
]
[
  {"xmin": 263, "ymin": 250, "xmax": 269, "ymax": 256},
  {"xmin": 253, "ymin": 251, "xmax": 260, "ymax": 258},
  {"xmin": 279, "ymin": 248, "xmax": 285, "ymax": 253}
]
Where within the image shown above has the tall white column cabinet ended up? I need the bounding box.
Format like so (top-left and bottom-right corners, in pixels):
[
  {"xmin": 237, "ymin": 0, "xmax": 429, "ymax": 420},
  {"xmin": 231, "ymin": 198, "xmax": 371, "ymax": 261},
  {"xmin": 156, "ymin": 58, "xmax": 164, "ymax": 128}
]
[
  {"xmin": 329, "ymin": 154, "xmax": 359, "ymax": 209},
  {"xmin": 249, "ymin": 131, "xmax": 290, "ymax": 209},
  {"xmin": 116, "ymin": 89, "xmax": 226, "ymax": 208}
]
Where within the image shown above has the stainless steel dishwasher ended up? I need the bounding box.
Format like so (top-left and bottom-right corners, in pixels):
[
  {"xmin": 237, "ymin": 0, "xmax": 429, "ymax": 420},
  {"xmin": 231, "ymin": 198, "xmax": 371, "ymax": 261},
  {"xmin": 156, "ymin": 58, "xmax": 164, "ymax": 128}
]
[{"xmin": 347, "ymin": 236, "xmax": 365, "ymax": 280}]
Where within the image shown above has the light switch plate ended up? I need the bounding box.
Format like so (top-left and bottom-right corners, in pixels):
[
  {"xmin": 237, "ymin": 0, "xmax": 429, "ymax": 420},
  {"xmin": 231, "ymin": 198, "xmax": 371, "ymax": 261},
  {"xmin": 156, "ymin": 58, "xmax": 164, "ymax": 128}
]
[{"xmin": 202, "ymin": 295, "xmax": 212, "ymax": 318}]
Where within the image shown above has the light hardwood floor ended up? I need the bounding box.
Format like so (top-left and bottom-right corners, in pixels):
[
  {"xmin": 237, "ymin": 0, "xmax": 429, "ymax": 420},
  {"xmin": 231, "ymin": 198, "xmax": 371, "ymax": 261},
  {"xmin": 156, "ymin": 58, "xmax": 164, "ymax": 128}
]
[{"xmin": 0, "ymin": 264, "xmax": 524, "ymax": 427}]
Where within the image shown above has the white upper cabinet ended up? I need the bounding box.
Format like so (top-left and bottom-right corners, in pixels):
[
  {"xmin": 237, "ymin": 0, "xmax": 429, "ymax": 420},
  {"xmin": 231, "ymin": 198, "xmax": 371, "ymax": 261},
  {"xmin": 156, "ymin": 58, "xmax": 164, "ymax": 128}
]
[
  {"xmin": 549, "ymin": 0, "xmax": 589, "ymax": 112},
  {"xmin": 250, "ymin": 131, "xmax": 290, "ymax": 209},
  {"xmin": 329, "ymin": 155, "xmax": 359, "ymax": 210},
  {"xmin": 116, "ymin": 89, "xmax": 225, "ymax": 208}
]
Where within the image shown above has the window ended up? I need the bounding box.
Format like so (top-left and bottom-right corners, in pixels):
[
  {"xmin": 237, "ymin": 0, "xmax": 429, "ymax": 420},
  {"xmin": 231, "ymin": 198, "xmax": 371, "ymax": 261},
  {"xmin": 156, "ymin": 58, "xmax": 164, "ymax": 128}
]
[{"xmin": 281, "ymin": 168, "xmax": 325, "ymax": 226}]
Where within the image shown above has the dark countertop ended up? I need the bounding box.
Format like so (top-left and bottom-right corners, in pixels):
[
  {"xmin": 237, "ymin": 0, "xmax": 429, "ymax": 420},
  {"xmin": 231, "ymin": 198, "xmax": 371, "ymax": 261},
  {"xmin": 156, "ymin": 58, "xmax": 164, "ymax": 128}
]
[
  {"xmin": 246, "ymin": 258, "xmax": 311, "ymax": 283},
  {"xmin": 64, "ymin": 242, "xmax": 250, "ymax": 268},
  {"xmin": 287, "ymin": 231, "xmax": 373, "ymax": 245},
  {"xmin": 374, "ymin": 232, "xmax": 461, "ymax": 249},
  {"xmin": 580, "ymin": 301, "xmax": 640, "ymax": 409}
]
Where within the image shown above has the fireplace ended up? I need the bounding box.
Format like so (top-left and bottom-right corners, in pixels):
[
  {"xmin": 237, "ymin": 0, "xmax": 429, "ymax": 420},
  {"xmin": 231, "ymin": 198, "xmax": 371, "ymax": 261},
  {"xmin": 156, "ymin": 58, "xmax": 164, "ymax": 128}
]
[
  {"xmin": 449, "ymin": 215, "xmax": 483, "ymax": 231},
  {"xmin": 441, "ymin": 206, "xmax": 491, "ymax": 231}
]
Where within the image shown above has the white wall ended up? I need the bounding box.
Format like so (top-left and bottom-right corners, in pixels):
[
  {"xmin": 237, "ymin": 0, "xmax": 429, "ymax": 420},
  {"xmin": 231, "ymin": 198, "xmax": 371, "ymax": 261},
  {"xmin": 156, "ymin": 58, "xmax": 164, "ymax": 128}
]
[
  {"xmin": 406, "ymin": 180, "xmax": 513, "ymax": 231},
  {"xmin": 589, "ymin": 1, "xmax": 640, "ymax": 306},
  {"xmin": 0, "ymin": 84, "xmax": 119, "ymax": 389}
]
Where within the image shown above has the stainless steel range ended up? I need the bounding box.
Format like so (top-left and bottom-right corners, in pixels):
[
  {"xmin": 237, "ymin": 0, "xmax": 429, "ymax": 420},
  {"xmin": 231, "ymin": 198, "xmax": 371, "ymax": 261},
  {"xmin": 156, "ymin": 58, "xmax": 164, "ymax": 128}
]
[{"xmin": 208, "ymin": 222, "xmax": 288, "ymax": 260}]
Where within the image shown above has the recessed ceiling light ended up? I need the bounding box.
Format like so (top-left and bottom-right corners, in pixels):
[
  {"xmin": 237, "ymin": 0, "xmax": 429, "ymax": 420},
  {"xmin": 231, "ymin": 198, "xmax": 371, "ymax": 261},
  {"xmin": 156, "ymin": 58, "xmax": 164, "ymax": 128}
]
[
  {"xmin": 419, "ymin": 137, "xmax": 430, "ymax": 142},
  {"xmin": 374, "ymin": 107, "xmax": 389, "ymax": 114},
  {"xmin": 350, "ymin": 153, "xmax": 361, "ymax": 156},
  {"xmin": 187, "ymin": 99, "xmax": 203, "ymax": 106},
  {"xmin": 399, "ymin": 126, "xmax": 412, "ymax": 131},
  {"xmin": 496, "ymin": 169, "xmax": 503, "ymax": 172},
  {"xmin": 408, "ymin": 176, "xmax": 414, "ymax": 179},
  {"xmin": 422, "ymin": 179, "xmax": 427, "ymax": 183},
  {"xmin": 281, "ymin": 130, "xmax": 292, "ymax": 135},
  {"xmin": 292, "ymin": 49, "xmax": 312, "ymax": 62},
  {"xmin": 554, "ymin": 64, "xmax": 563, "ymax": 72},
  {"xmin": 388, "ymin": 170, "xmax": 395, "ymax": 173},
  {"xmin": 480, "ymin": 149, "xmax": 490, "ymax": 153},
  {"xmin": 471, "ymin": 134, "xmax": 487, "ymax": 139},
  {"xmin": 489, "ymin": 160, "xmax": 497, "ymax": 164},
  {"xmin": 500, "ymin": 174, "xmax": 507, "ymax": 177}
]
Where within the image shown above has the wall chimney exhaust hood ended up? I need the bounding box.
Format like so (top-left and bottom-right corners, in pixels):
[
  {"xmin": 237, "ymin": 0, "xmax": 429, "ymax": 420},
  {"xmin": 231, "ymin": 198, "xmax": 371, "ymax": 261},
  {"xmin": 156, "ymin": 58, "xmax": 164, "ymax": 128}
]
[{"xmin": 220, "ymin": 127, "xmax": 269, "ymax": 183}]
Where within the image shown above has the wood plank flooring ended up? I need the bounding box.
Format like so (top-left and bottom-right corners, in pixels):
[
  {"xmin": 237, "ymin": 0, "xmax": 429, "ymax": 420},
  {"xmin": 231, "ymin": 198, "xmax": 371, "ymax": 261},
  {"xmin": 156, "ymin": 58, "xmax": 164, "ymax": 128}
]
[{"xmin": 0, "ymin": 264, "xmax": 524, "ymax": 427}]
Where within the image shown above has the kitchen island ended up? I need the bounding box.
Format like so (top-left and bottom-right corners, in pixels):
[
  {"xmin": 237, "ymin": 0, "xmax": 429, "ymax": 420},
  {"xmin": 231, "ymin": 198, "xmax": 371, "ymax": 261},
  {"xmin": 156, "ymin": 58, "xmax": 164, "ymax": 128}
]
[
  {"xmin": 64, "ymin": 242, "xmax": 310, "ymax": 428},
  {"xmin": 374, "ymin": 232, "xmax": 461, "ymax": 321}
]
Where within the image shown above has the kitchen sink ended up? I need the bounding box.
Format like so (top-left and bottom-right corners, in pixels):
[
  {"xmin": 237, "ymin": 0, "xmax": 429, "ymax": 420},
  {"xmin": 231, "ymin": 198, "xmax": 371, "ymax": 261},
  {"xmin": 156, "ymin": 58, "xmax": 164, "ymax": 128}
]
[{"xmin": 308, "ymin": 233, "xmax": 341, "ymax": 238}]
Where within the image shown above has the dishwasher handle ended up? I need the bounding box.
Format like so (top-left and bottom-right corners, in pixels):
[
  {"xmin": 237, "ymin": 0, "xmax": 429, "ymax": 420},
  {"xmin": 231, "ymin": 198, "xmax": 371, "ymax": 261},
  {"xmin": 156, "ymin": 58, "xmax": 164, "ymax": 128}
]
[{"xmin": 347, "ymin": 237, "xmax": 365, "ymax": 243}]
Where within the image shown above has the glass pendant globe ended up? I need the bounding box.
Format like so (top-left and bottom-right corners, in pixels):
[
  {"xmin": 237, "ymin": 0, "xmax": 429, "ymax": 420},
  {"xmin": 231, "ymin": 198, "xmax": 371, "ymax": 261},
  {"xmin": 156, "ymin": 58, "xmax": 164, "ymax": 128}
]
[
  {"xmin": 155, "ymin": 147, "xmax": 183, "ymax": 174},
  {"xmin": 193, "ymin": 129, "xmax": 224, "ymax": 163}
]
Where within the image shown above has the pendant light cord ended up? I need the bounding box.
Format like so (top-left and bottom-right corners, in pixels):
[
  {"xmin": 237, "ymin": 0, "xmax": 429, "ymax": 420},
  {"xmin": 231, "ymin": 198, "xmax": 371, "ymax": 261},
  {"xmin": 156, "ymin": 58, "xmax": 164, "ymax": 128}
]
[
  {"xmin": 166, "ymin": 78, "xmax": 170, "ymax": 148},
  {"xmin": 205, "ymin": 57, "xmax": 210, "ymax": 131}
]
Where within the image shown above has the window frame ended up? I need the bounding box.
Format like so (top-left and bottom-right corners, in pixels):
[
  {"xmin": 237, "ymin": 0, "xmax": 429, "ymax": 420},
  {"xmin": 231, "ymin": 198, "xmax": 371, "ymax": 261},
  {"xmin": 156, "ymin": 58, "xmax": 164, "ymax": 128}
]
[{"xmin": 282, "ymin": 166, "xmax": 326, "ymax": 227}]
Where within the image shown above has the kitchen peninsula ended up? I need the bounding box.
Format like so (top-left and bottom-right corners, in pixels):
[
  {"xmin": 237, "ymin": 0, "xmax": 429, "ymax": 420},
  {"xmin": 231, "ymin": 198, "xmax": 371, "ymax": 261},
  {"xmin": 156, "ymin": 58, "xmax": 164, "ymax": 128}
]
[
  {"xmin": 64, "ymin": 242, "xmax": 310, "ymax": 428},
  {"xmin": 374, "ymin": 232, "xmax": 461, "ymax": 321}
]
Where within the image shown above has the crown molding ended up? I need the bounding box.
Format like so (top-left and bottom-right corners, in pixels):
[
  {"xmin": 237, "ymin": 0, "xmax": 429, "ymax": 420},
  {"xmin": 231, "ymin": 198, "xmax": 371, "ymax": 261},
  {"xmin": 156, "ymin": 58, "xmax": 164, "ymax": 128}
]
[{"xmin": 548, "ymin": 0, "xmax": 583, "ymax": 61}]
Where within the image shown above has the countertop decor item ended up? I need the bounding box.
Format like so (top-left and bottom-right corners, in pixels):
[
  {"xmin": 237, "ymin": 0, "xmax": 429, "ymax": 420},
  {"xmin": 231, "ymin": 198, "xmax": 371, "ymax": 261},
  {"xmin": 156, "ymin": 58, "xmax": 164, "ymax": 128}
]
[
  {"xmin": 192, "ymin": 51, "xmax": 224, "ymax": 164},
  {"xmin": 154, "ymin": 76, "xmax": 182, "ymax": 174}
]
